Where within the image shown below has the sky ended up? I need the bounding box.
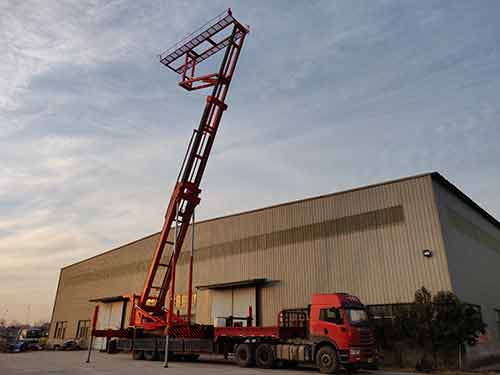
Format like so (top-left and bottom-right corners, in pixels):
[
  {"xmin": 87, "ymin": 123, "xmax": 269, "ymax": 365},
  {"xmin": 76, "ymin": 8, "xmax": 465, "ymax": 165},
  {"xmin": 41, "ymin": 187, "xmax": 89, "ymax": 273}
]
[{"xmin": 1, "ymin": 1, "xmax": 499, "ymax": 324}]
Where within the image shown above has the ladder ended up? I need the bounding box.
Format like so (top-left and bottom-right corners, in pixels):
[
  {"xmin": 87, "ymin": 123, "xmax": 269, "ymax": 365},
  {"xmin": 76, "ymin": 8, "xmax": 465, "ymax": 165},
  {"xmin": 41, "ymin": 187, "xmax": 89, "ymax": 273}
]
[{"xmin": 135, "ymin": 9, "xmax": 249, "ymax": 330}]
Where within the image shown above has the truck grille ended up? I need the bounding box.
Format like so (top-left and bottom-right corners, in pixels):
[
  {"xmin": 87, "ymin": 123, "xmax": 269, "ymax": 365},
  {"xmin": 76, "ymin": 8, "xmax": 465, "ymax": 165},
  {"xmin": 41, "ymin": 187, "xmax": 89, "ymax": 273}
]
[{"xmin": 358, "ymin": 328, "xmax": 374, "ymax": 346}]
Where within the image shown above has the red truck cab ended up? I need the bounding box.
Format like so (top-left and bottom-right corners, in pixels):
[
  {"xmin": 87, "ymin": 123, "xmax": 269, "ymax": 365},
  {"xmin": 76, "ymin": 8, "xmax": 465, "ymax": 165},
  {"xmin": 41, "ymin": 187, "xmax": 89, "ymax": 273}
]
[
  {"xmin": 214, "ymin": 292, "xmax": 376, "ymax": 373},
  {"xmin": 309, "ymin": 293, "xmax": 376, "ymax": 371}
]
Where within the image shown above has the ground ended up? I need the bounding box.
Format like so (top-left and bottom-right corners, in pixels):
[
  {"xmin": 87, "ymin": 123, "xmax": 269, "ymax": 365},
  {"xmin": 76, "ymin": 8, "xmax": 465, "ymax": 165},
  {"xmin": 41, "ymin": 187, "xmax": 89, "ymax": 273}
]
[
  {"xmin": 0, "ymin": 350, "xmax": 408, "ymax": 375},
  {"xmin": 1, "ymin": 351, "xmax": 498, "ymax": 375}
]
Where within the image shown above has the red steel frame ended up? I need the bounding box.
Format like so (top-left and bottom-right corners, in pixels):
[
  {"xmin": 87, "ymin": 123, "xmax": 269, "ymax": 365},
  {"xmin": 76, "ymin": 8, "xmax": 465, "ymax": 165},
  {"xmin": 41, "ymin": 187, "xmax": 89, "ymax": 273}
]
[{"xmin": 131, "ymin": 9, "xmax": 249, "ymax": 334}]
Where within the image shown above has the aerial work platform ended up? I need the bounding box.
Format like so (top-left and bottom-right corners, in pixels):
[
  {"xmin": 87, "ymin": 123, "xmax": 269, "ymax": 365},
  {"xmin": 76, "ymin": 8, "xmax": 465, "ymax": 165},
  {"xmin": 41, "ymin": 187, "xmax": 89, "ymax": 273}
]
[{"xmin": 159, "ymin": 9, "xmax": 248, "ymax": 91}]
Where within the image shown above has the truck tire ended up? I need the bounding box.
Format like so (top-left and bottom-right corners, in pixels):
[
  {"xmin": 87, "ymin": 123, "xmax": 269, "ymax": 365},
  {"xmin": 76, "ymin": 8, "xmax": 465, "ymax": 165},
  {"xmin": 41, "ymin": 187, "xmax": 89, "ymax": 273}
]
[
  {"xmin": 235, "ymin": 343, "xmax": 254, "ymax": 367},
  {"xmin": 256, "ymin": 343, "xmax": 275, "ymax": 369},
  {"xmin": 316, "ymin": 346, "xmax": 339, "ymax": 374}
]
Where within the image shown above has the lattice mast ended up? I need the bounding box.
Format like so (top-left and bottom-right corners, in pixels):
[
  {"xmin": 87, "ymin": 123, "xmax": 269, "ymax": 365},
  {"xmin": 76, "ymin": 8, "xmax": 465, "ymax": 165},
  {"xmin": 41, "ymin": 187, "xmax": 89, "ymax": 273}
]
[{"xmin": 134, "ymin": 9, "xmax": 249, "ymax": 330}]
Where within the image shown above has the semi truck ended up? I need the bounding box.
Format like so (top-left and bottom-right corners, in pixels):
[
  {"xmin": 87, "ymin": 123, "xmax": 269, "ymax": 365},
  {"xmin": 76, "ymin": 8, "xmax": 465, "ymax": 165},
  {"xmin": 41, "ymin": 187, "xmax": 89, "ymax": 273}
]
[{"xmin": 114, "ymin": 293, "xmax": 376, "ymax": 373}]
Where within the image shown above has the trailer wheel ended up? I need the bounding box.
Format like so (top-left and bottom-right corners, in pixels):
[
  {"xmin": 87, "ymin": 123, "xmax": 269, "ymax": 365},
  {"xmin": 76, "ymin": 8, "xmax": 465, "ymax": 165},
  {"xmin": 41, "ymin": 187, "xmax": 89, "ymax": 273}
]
[
  {"xmin": 107, "ymin": 339, "xmax": 118, "ymax": 354},
  {"xmin": 132, "ymin": 350, "xmax": 145, "ymax": 360},
  {"xmin": 256, "ymin": 343, "xmax": 275, "ymax": 368},
  {"xmin": 144, "ymin": 350, "xmax": 156, "ymax": 361},
  {"xmin": 235, "ymin": 343, "xmax": 254, "ymax": 367},
  {"xmin": 316, "ymin": 346, "xmax": 338, "ymax": 374}
]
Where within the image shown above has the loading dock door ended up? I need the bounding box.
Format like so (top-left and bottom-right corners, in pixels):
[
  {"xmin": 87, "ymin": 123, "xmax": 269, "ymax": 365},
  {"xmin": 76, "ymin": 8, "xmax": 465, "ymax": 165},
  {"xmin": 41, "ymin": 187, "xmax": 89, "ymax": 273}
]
[
  {"xmin": 93, "ymin": 301, "xmax": 125, "ymax": 350},
  {"xmin": 211, "ymin": 287, "xmax": 256, "ymax": 327}
]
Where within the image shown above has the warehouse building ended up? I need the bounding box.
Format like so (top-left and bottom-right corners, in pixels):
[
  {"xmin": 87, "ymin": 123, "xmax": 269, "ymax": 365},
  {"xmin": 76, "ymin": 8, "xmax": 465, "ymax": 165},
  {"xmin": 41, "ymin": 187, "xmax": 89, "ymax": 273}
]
[{"xmin": 49, "ymin": 172, "xmax": 500, "ymax": 348}]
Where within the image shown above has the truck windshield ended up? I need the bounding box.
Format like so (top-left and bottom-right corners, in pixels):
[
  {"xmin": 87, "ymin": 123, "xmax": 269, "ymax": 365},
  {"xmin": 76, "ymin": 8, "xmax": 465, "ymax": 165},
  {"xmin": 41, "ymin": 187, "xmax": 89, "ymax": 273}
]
[
  {"xmin": 21, "ymin": 329, "xmax": 42, "ymax": 339},
  {"xmin": 27, "ymin": 330, "xmax": 42, "ymax": 338},
  {"xmin": 346, "ymin": 309, "xmax": 368, "ymax": 325}
]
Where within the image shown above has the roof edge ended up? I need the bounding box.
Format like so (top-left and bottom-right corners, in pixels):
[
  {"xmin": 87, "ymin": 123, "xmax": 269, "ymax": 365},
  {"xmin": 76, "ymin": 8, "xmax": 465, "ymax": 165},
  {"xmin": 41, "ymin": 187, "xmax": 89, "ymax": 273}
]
[{"xmin": 430, "ymin": 172, "xmax": 500, "ymax": 232}]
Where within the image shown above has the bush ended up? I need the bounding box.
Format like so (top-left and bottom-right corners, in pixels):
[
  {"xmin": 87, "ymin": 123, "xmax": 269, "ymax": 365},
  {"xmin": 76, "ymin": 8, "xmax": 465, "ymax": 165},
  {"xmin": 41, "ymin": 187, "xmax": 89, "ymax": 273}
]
[{"xmin": 393, "ymin": 287, "xmax": 486, "ymax": 370}]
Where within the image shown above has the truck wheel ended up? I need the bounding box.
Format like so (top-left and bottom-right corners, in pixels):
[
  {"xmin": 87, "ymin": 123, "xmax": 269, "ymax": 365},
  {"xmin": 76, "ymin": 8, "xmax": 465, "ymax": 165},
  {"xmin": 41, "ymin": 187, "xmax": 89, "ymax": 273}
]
[
  {"xmin": 133, "ymin": 350, "xmax": 145, "ymax": 360},
  {"xmin": 235, "ymin": 343, "xmax": 254, "ymax": 367},
  {"xmin": 316, "ymin": 346, "xmax": 339, "ymax": 374},
  {"xmin": 256, "ymin": 343, "xmax": 275, "ymax": 369}
]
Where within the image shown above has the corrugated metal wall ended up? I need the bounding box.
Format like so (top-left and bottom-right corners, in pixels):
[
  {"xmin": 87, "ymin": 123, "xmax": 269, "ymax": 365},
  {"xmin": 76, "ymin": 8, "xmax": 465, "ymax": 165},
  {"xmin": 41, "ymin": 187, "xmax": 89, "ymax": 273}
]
[
  {"xmin": 433, "ymin": 180, "xmax": 500, "ymax": 341},
  {"xmin": 50, "ymin": 174, "xmax": 453, "ymax": 341},
  {"xmin": 49, "ymin": 234, "xmax": 158, "ymax": 342}
]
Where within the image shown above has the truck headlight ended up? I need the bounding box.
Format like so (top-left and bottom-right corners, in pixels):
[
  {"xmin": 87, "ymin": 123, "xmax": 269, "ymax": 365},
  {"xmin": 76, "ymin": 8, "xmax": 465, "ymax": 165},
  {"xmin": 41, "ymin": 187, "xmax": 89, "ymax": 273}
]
[{"xmin": 350, "ymin": 349, "xmax": 361, "ymax": 356}]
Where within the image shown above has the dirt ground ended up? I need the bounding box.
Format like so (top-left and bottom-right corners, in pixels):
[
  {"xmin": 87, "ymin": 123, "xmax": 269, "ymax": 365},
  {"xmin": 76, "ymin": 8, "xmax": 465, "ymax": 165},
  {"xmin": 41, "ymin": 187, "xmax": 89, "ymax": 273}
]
[{"xmin": 0, "ymin": 350, "xmax": 425, "ymax": 375}]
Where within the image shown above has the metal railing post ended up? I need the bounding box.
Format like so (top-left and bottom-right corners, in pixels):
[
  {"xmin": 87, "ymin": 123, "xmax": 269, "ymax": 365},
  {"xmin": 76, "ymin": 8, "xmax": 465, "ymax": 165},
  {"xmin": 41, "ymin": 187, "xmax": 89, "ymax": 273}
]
[
  {"xmin": 187, "ymin": 208, "xmax": 195, "ymax": 324},
  {"xmin": 164, "ymin": 202, "xmax": 179, "ymax": 368},
  {"xmin": 85, "ymin": 304, "xmax": 99, "ymax": 363}
]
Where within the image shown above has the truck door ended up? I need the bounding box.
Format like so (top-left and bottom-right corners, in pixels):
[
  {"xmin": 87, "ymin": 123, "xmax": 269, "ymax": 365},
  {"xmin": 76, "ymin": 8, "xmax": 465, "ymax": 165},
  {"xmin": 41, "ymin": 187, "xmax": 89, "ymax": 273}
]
[{"xmin": 310, "ymin": 306, "xmax": 346, "ymax": 345}]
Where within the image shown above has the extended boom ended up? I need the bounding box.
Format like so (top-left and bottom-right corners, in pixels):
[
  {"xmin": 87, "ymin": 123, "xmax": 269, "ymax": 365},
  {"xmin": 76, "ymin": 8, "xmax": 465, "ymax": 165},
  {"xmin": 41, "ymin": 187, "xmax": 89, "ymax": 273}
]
[{"xmin": 133, "ymin": 9, "xmax": 249, "ymax": 332}]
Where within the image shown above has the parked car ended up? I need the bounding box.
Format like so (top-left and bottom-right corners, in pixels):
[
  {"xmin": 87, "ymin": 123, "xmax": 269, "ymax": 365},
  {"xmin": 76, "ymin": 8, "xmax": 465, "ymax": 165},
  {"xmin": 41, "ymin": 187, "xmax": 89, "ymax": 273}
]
[
  {"xmin": 16, "ymin": 328, "xmax": 44, "ymax": 351},
  {"xmin": 53, "ymin": 339, "xmax": 82, "ymax": 351},
  {"xmin": 62, "ymin": 339, "xmax": 81, "ymax": 350}
]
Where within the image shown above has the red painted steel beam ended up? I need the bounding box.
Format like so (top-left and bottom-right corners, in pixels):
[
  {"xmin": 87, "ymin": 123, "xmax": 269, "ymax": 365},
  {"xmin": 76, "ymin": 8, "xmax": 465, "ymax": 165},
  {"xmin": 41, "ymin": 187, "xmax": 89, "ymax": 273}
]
[{"xmin": 90, "ymin": 304, "xmax": 99, "ymax": 334}]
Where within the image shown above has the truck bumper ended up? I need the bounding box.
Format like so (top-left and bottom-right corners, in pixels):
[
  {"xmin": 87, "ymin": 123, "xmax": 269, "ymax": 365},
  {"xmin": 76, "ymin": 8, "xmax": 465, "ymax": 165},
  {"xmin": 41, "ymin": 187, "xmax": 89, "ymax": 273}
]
[{"xmin": 339, "ymin": 347, "xmax": 377, "ymax": 367}]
